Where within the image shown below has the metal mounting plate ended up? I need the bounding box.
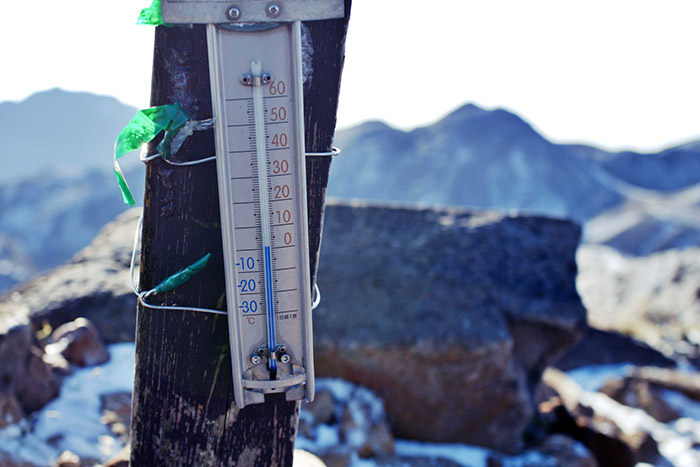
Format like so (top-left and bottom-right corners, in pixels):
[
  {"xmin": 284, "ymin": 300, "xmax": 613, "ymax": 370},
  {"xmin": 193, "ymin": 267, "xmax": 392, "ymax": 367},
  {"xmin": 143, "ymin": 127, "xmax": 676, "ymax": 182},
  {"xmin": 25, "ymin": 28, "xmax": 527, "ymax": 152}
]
[
  {"xmin": 162, "ymin": 0, "xmax": 344, "ymax": 24},
  {"xmin": 208, "ymin": 22, "xmax": 315, "ymax": 408}
]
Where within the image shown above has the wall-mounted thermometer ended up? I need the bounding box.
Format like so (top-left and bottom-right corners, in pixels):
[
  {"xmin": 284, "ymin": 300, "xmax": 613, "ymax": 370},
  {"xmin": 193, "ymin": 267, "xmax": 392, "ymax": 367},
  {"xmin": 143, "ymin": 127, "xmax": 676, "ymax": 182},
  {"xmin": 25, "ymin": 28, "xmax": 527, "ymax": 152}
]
[{"xmin": 160, "ymin": 0, "xmax": 344, "ymax": 408}]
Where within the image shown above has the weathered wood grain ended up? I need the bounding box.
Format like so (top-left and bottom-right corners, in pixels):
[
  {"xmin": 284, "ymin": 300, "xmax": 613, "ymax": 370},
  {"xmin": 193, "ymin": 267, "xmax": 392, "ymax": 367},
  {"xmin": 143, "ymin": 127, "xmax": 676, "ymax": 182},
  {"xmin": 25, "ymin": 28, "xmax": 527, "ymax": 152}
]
[{"xmin": 130, "ymin": 3, "xmax": 350, "ymax": 464}]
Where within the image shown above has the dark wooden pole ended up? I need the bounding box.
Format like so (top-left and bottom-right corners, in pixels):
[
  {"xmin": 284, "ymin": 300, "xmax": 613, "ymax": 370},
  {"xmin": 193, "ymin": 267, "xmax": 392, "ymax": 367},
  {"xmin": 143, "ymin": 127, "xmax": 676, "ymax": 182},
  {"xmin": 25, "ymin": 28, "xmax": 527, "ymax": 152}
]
[{"xmin": 130, "ymin": 3, "xmax": 351, "ymax": 464}]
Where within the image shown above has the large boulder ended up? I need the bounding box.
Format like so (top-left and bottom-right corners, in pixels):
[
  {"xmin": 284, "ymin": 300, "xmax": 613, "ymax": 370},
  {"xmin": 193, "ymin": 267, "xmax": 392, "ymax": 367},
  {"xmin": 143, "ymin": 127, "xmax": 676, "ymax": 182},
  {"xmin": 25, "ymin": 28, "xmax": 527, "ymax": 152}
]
[
  {"xmin": 314, "ymin": 200, "xmax": 586, "ymax": 453},
  {"xmin": 0, "ymin": 209, "xmax": 138, "ymax": 422},
  {"xmin": 0, "ymin": 209, "xmax": 139, "ymax": 343},
  {"xmin": 0, "ymin": 302, "xmax": 63, "ymax": 419},
  {"xmin": 1, "ymin": 201, "xmax": 586, "ymax": 455}
]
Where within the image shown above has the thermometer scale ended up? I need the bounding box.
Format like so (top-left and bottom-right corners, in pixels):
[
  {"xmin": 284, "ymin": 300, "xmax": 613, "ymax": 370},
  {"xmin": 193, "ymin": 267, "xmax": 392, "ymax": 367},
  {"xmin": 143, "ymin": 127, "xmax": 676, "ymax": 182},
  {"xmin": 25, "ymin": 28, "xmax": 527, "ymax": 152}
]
[{"xmin": 161, "ymin": 0, "xmax": 344, "ymax": 408}]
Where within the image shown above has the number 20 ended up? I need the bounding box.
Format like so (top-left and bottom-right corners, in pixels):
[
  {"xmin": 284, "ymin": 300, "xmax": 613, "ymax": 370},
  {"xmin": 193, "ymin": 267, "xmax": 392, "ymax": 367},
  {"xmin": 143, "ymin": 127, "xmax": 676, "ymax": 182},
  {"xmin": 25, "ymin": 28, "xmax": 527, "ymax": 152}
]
[{"xmin": 239, "ymin": 279, "xmax": 256, "ymax": 292}]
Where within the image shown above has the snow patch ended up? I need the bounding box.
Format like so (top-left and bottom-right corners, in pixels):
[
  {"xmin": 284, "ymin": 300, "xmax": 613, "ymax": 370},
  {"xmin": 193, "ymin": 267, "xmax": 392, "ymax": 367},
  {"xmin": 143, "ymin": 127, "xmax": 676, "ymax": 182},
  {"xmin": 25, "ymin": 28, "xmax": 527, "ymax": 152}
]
[
  {"xmin": 0, "ymin": 343, "xmax": 135, "ymax": 465},
  {"xmin": 316, "ymin": 378, "xmax": 356, "ymax": 403},
  {"xmin": 566, "ymin": 363, "xmax": 633, "ymax": 392},
  {"xmin": 394, "ymin": 439, "xmax": 490, "ymax": 466}
]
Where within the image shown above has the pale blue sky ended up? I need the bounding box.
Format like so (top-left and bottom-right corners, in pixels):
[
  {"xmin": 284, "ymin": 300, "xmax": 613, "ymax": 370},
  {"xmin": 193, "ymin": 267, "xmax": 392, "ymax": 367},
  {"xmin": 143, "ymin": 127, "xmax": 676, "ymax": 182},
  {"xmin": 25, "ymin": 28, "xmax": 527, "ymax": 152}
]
[{"xmin": 2, "ymin": 0, "xmax": 699, "ymax": 152}]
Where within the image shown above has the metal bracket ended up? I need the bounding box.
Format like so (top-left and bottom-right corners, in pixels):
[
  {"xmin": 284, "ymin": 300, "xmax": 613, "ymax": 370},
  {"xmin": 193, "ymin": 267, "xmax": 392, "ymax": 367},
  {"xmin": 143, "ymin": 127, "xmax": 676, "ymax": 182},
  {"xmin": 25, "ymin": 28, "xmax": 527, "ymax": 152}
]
[
  {"xmin": 241, "ymin": 72, "xmax": 273, "ymax": 87},
  {"xmin": 161, "ymin": 0, "xmax": 344, "ymax": 24}
]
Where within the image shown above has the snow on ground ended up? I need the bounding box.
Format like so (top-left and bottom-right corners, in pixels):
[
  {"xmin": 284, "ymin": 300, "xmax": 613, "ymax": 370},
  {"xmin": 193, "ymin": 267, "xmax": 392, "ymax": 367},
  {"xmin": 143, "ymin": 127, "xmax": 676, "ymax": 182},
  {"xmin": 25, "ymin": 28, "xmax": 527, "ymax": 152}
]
[
  {"xmin": 0, "ymin": 343, "xmax": 135, "ymax": 465},
  {"xmin": 565, "ymin": 363, "xmax": 700, "ymax": 466},
  {"xmin": 3, "ymin": 346, "xmax": 700, "ymax": 466},
  {"xmin": 566, "ymin": 362, "xmax": 634, "ymax": 392},
  {"xmin": 393, "ymin": 440, "xmax": 490, "ymax": 466}
]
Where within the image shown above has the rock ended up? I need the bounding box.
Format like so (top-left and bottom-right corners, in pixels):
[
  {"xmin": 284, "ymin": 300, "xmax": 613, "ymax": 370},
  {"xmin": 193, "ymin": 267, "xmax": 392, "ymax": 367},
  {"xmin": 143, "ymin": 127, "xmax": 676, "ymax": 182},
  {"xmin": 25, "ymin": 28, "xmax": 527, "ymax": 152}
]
[
  {"xmin": 0, "ymin": 388, "xmax": 23, "ymax": 429},
  {"xmin": 539, "ymin": 399, "xmax": 635, "ymax": 467},
  {"xmin": 300, "ymin": 379, "xmax": 394, "ymax": 463},
  {"xmin": 54, "ymin": 451, "xmax": 80, "ymax": 467},
  {"xmin": 0, "ymin": 304, "xmax": 31, "ymax": 422},
  {"xmin": 100, "ymin": 392, "xmax": 132, "ymax": 444},
  {"xmin": 625, "ymin": 366, "xmax": 700, "ymax": 402},
  {"xmin": 0, "ymin": 201, "xmax": 586, "ymax": 454},
  {"xmin": 104, "ymin": 444, "xmax": 130, "ymax": 467},
  {"xmin": 555, "ymin": 327, "xmax": 675, "ymax": 371},
  {"xmin": 577, "ymin": 244, "xmax": 700, "ymax": 362},
  {"xmin": 316, "ymin": 447, "xmax": 352, "ymax": 467},
  {"xmin": 532, "ymin": 435, "xmax": 597, "ymax": 467},
  {"xmin": 0, "ymin": 211, "xmax": 137, "ymax": 419},
  {"xmin": 41, "ymin": 344, "xmax": 71, "ymax": 374},
  {"xmin": 293, "ymin": 449, "xmax": 327, "ymax": 467},
  {"xmin": 374, "ymin": 456, "xmax": 464, "ymax": 466},
  {"xmin": 0, "ymin": 454, "xmax": 36, "ymax": 467},
  {"xmin": 541, "ymin": 368, "xmax": 661, "ymax": 466},
  {"xmin": 304, "ymin": 389, "xmax": 335, "ymax": 426},
  {"xmin": 46, "ymin": 317, "xmax": 109, "ymax": 367},
  {"xmin": 298, "ymin": 411, "xmax": 315, "ymax": 441},
  {"xmin": 340, "ymin": 396, "xmax": 394, "ymax": 458},
  {"xmin": 493, "ymin": 435, "xmax": 596, "ymax": 467},
  {"xmin": 314, "ymin": 201, "xmax": 586, "ymax": 453},
  {"xmin": 3, "ymin": 321, "xmax": 73, "ymax": 418},
  {"xmin": 14, "ymin": 344, "xmax": 62, "ymax": 413},
  {"xmin": 600, "ymin": 378, "xmax": 680, "ymax": 423},
  {"xmin": 0, "ymin": 208, "xmax": 140, "ymax": 344}
]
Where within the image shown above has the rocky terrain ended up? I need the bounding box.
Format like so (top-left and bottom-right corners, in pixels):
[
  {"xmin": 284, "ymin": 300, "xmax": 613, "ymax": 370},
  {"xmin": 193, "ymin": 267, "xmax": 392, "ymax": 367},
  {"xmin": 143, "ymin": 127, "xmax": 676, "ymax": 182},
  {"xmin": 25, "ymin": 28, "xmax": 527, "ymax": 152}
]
[
  {"xmin": 578, "ymin": 244, "xmax": 700, "ymax": 363},
  {"xmin": 2, "ymin": 90, "xmax": 700, "ymax": 465},
  {"xmin": 1, "ymin": 202, "xmax": 699, "ymax": 466},
  {"xmin": 314, "ymin": 201, "xmax": 586, "ymax": 453}
]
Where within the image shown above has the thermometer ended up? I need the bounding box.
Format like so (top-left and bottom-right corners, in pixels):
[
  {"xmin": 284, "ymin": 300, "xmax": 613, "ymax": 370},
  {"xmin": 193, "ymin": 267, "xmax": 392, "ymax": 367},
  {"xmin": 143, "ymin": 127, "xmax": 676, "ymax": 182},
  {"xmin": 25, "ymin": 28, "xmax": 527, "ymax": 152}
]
[
  {"xmin": 208, "ymin": 22, "xmax": 313, "ymax": 408},
  {"xmin": 160, "ymin": 0, "xmax": 343, "ymax": 408}
]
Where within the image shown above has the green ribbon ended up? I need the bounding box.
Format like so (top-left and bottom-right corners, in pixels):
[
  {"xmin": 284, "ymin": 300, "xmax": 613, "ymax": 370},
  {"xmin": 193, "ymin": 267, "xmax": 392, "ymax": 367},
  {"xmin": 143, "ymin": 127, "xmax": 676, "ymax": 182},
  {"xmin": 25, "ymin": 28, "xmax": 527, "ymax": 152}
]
[
  {"xmin": 137, "ymin": 0, "xmax": 164, "ymax": 26},
  {"xmin": 154, "ymin": 253, "xmax": 212, "ymax": 294},
  {"xmin": 113, "ymin": 103, "xmax": 189, "ymax": 206}
]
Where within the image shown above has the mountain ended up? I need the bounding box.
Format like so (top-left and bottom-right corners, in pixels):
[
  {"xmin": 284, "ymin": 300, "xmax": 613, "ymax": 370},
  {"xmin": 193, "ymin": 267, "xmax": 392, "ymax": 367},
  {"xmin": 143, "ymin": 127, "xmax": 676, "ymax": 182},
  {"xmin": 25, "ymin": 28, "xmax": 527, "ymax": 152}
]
[
  {"xmin": 583, "ymin": 182, "xmax": 700, "ymax": 255},
  {"xmin": 1, "ymin": 92, "xmax": 700, "ymax": 292},
  {"xmin": 0, "ymin": 89, "xmax": 137, "ymax": 182},
  {"xmin": 0, "ymin": 90, "xmax": 142, "ymax": 291},
  {"xmin": 330, "ymin": 104, "xmax": 700, "ymax": 254},
  {"xmin": 602, "ymin": 142, "xmax": 700, "ymax": 191},
  {"xmin": 330, "ymin": 104, "xmax": 623, "ymax": 222}
]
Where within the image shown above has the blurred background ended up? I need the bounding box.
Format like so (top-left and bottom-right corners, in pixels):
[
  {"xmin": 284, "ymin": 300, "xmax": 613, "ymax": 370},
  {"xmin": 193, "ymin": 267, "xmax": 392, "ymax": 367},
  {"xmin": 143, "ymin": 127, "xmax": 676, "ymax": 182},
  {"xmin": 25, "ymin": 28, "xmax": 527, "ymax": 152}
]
[{"xmin": 1, "ymin": 1, "xmax": 700, "ymax": 466}]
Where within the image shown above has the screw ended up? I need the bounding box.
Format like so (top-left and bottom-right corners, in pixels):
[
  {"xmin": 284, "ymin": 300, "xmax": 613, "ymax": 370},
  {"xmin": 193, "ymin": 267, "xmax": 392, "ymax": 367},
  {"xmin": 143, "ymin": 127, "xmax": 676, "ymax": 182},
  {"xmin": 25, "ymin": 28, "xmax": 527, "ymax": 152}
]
[
  {"xmin": 227, "ymin": 6, "xmax": 241, "ymax": 20},
  {"xmin": 257, "ymin": 347, "xmax": 267, "ymax": 356},
  {"xmin": 277, "ymin": 345, "xmax": 287, "ymax": 353},
  {"xmin": 280, "ymin": 354, "xmax": 291, "ymax": 363},
  {"xmin": 262, "ymin": 73, "xmax": 273, "ymax": 84},
  {"xmin": 251, "ymin": 355, "xmax": 261, "ymax": 364},
  {"xmin": 266, "ymin": 3, "xmax": 281, "ymax": 17}
]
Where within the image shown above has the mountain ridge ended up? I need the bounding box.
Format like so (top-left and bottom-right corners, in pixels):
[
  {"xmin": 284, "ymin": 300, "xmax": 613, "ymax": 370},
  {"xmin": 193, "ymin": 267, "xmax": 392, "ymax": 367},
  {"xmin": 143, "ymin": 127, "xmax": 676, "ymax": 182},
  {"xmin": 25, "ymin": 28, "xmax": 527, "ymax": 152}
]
[
  {"xmin": 1, "ymin": 91, "xmax": 700, "ymax": 291},
  {"xmin": 0, "ymin": 88, "xmax": 137, "ymax": 183},
  {"xmin": 331, "ymin": 103, "xmax": 622, "ymax": 221}
]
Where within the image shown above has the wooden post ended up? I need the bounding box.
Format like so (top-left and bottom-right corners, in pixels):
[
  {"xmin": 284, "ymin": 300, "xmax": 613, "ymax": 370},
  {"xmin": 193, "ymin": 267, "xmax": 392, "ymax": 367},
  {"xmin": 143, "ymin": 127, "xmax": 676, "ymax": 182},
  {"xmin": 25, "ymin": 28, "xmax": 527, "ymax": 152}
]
[{"xmin": 130, "ymin": 2, "xmax": 351, "ymax": 464}]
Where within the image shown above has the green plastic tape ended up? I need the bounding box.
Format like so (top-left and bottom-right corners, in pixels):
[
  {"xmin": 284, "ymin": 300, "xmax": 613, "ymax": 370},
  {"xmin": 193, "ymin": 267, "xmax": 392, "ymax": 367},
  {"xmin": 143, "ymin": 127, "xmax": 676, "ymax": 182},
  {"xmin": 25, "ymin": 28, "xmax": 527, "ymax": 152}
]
[
  {"xmin": 113, "ymin": 104, "xmax": 189, "ymax": 206},
  {"xmin": 154, "ymin": 253, "xmax": 212, "ymax": 294},
  {"xmin": 138, "ymin": 0, "xmax": 164, "ymax": 26}
]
